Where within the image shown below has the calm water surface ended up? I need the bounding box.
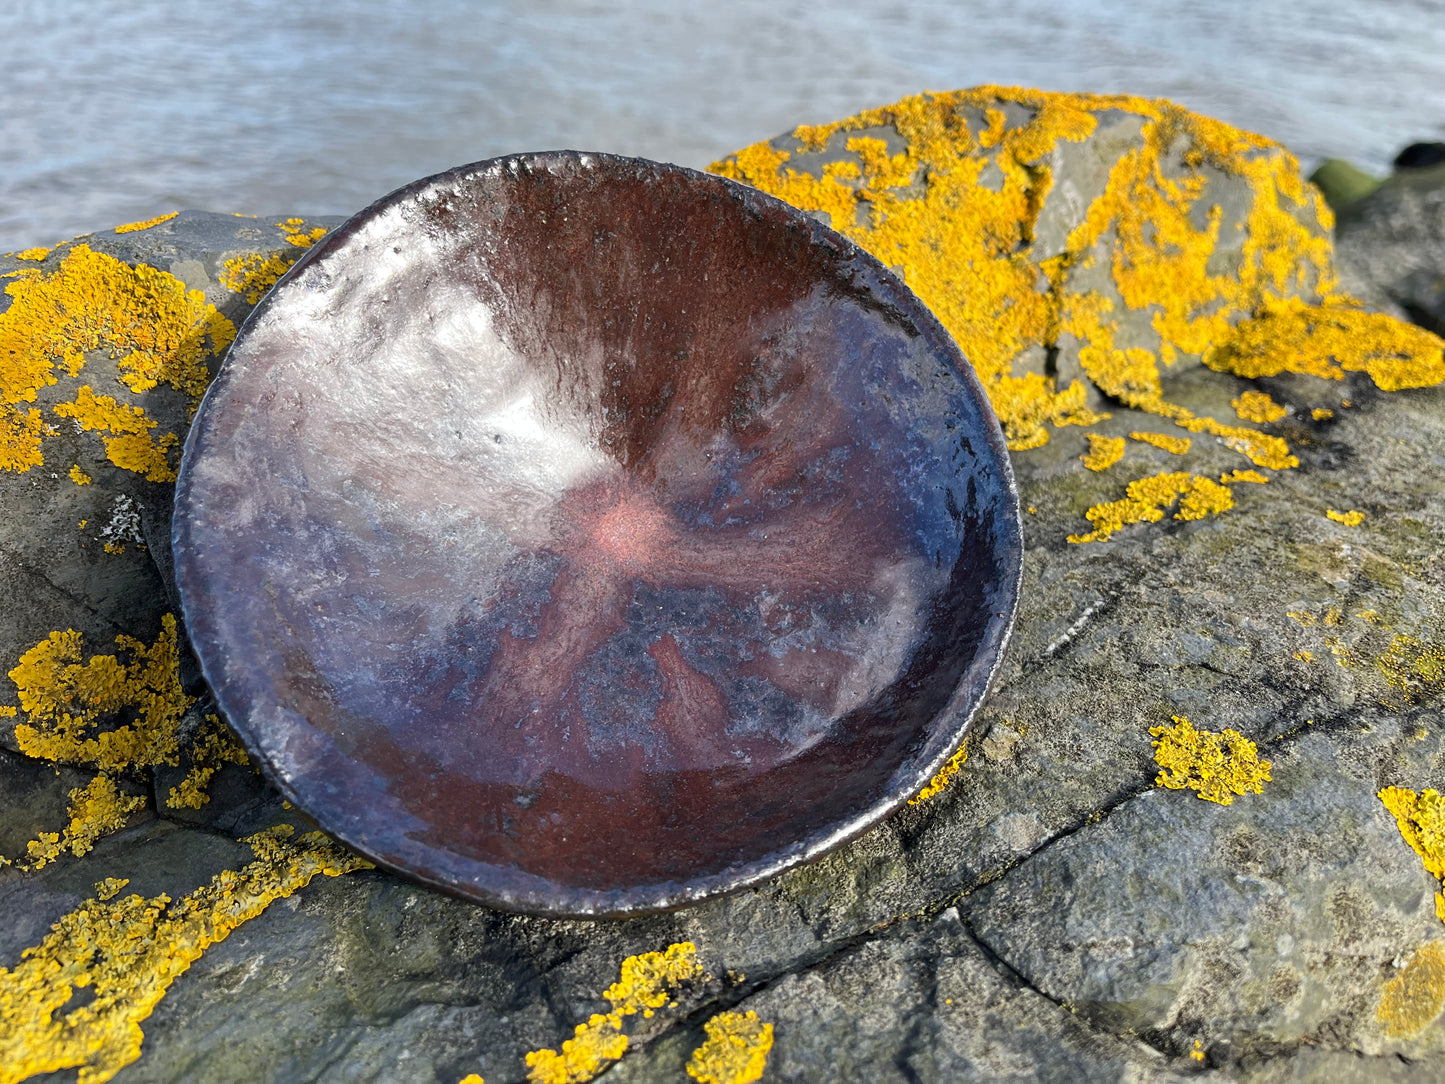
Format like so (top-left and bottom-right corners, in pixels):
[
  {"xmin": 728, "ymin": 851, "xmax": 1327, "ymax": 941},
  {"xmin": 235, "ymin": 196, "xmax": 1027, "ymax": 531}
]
[{"xmin": 2, "ymin": 0, "xmax": 1443, "ymax": 252}]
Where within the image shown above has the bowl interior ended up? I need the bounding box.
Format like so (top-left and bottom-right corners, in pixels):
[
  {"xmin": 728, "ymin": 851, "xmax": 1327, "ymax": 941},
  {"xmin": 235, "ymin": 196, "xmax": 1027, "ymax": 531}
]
[{"xmin": 174, "ymin": 153, "xmax": 1020, "ymax": 915}]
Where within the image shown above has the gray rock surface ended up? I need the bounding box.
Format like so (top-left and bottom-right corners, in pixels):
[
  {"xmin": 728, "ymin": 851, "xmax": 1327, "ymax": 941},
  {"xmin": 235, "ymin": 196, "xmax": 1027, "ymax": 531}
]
[
  {"xmin": 1335, "ymin": 163, "xmax": 1445, "ymax": 336},
  {"xmin": 2, "ymin": 179, "xmax": 1443, "ymax": 1083}
]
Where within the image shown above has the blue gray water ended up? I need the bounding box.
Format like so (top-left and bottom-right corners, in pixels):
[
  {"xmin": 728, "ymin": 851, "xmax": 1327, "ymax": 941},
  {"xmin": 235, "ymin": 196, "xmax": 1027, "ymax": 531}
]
[{"xmin": 2, "ymin": 0, "xmax": 1443, "ymax": 253}]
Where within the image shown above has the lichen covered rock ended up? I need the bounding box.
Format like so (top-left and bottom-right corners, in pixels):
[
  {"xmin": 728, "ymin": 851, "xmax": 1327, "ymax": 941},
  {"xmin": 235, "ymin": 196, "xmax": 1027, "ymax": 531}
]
[{"xmin": 2, "ymin": 96, "xmax": 1445, "ymax": 1081}]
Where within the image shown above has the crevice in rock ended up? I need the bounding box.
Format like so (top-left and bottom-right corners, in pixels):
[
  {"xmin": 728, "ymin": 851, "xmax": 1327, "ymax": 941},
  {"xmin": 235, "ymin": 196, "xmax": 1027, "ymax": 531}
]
[{"xmin": 959, "ymin": 916, "xmax": 1175, "ymax": 1064}]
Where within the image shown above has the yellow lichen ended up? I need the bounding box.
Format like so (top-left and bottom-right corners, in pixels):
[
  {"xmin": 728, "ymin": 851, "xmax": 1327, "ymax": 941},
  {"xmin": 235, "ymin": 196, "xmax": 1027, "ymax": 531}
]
[
  {"xmin": 54, "ymin": 386, "xmax": 178, "ymax": 483},
  {"xmin": 15, "ymin": 247, "xmax": 51, "ymax": 261},
  {"xmin": 1068, "ymin": 471, "xmax": 1234, "ymax": 543},
  {"xmin": 276, "ymin": 218, "xmax": 328, "ymax": 248},
  {"xmin": 1376, "ymin": 636, "xmax": 1445, "ymax": 704},
  {"xmin": 217, "ymin": 220, "xmax": 327, "ymax": 304},
  {"xmin": 1206, "ymin": 298, "xmax": 1445, "ymax": 391},
  {"xmin": 23, "ymin": 775, "xmax": 146, "ymax": 871},
  {"xmin": 525, "ymin": 943, "xmax": 704, "ymax": 1083},
  {"xmin": 1231, "ymin": 389, "xmax": 1287, "ymax": 423},
  {"xmin": 113, "ymin": 212, "xmax": 178, "ymax": 234},
  {"xmin": 0, "ymin": 243, "xmax": 234, "ymax": 474},
  {"xmin": 1081, "ymin": 433, "xmax": 1125, "ymax": 471},
  {"xmin": 1379, "ymin": 787, "xmax": 1445, "ymax": 924},
  {"xmin": 910, "ymin": 746, "xmax": 969, "ymax": 805},
  {"xmin": 9, "ymin": 614, "xmax": 192, "ymax": 774},
  {"xmin": 1327, "ymin": 509, "xmax": 1365, "ymax": 526},
  {"xmin": 711, "ymin": 87, "xmax": 1444, "ymax": 535},
  {"xmin": 459, "ymin": 1076, "xmax": 485, "ymax": 1084},
  {"xmin": 1190, "ymin": 1040, "xmax": 1206, "ymax": 1062},
  {"xmin": 93, "ymin": 878, "xmax": 128, "ymax": 902},
  {"xmin": 1312, "ymin": 407, "xmax": 1334, "ymax": 421},
  {"xmin": 1294, "ymin": 650, "xmax": 1315, "ymax": 663},
  {"xmin": 1221, "ymin": 469, "xmax": 1268, "ymax": 484},
  {"xmin": 1150, "ymin": 715, "xmax": 1272, "ymax": 805},
  {"xmin": 685, "ymin": 1010, "xmax": 774, "ymax": 1084},
  {"xmin": 0, "ymin": 616, "xmax": 220, "ymax": 868},
  {"xmin": 165, "ymin": 714, "xmax": 251, "ymax": 810},
  {"xmin": 69, "ymin": 465, "xmax": 91, "ymax": 485},
  {"xmin": 1377, "ymin": 941, "xmax": 1445, "ymax": 1038},
  {"xmin": 219, "ymin": 251, "xmax": 297, "ymax": 305},
  {"xmin": 0, "ymin": 825, "xmax": 371, "ymax": 1084},
  {"xmin": 1130, "ymin": 430, "xmax": 1191, "ymax": 454}
]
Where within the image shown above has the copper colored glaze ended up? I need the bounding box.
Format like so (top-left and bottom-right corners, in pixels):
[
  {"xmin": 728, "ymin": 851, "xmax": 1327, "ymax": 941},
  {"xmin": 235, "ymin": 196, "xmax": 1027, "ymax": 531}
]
[{"xmin": 173, "ymin": 152, "xmax": 1022, "ymax": 916}]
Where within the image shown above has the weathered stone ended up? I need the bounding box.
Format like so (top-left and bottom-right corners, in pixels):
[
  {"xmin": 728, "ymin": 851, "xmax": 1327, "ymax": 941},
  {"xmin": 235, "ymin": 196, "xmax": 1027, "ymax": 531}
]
[{"xmin": 1336, "ymin": 162, "xmax": 1445, "ymax": 337}]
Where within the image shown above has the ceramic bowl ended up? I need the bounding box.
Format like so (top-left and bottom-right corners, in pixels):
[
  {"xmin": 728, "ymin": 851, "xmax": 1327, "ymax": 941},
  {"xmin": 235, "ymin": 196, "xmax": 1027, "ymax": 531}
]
[{"xmin": 174, "ymin": 152, "xmax": 1021, "ymax": 916}]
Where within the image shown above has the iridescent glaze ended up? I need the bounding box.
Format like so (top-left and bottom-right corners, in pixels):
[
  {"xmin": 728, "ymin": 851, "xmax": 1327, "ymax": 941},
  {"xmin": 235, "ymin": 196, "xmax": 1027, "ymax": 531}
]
[{"xmin": 174, "ymin": 153, "xmax": 1021, "ymax": 915}]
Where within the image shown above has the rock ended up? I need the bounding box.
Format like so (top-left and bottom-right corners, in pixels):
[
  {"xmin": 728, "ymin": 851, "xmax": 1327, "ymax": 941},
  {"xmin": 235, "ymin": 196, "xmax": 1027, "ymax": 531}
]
[
  {"xmin": 2, "ymin": 91, "xmax": 1445, "ymax": 1082},
  {"xmin": 1394, "ymin": 143, "xmax": 1445, "ymax": 172},
  {"xmin": 1334, "ymin": 159, "xmax": 1445, "ymax": 338},
  {"xmin": 1308, "ymin": 158, "xmax": 1381, "ymax": 213}
]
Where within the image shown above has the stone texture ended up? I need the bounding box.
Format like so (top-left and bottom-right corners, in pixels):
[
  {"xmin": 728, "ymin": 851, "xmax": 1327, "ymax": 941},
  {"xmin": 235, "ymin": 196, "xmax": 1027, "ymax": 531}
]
[
  {"xmin": 2, "ymin": 155, "xmax": 1443, "ymax": 1080},
  {"xmin": 1336, "ymin": 162, "xmax": 1445, "ymax": 337}
]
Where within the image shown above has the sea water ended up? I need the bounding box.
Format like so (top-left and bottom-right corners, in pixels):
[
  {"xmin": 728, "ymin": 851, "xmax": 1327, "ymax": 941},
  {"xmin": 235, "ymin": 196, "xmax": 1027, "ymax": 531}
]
[{"xmin": 2, "ymin": 0, "xmax": 1443, "ymax": 252}]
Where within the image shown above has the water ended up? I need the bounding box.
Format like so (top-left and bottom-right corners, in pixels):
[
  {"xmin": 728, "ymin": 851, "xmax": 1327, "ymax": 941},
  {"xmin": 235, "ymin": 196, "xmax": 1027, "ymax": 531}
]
[{"xmin": 3, "ymin": 0, "xmax": 1443, "ymax": 253}]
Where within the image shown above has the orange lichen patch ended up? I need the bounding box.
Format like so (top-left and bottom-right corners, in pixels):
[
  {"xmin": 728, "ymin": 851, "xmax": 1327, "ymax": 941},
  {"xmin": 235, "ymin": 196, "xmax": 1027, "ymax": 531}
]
[
  {"xmin": 1221, "ymin": 469, "xmax": 1268, "ymax": 484},
  {"xmin": 1327, "ymin": 509, "xmax": 1365, "ymax": 526},
  {"xmin": 219, "ymin": 251, "xmax": 297, "ymax": 305},
  {"xmin": 0, "ymin": 243, "xmax": 234, "ymax": 474},
  {"xmin": 15, "ymin": 247, "xmax": 51, "ymax": 261},
  {"xmin": 1378, "ymin": 788, "xmax": 1445, "ymax": 923},
  {"xmin": 1150, "ymin": 715, "xmax": 1272, "ymax": 805},
  {"xmin": 54, "ymin": 386, "xmax": 178, "ymax": 483},
  {"xmin": 525, "ymin": 943, "xmax": 704, "ymax": 1083},
  {"xmin": 1081, "ymin": 433, "xmax": 1126, "ymax": 471},
  {"xmin": 9, "ymin": 614, "xmax": 192, "ymax": 774},
  {"xmin": 1068, "ymin": 471, "xmax": 1234, "ymax": 543},
  {"xmin": 22, "ymin": 775, "xmax": 146, "ymax": 871},
  {"xmin": 686, "ymin": 1010, "xmax": 774, "ymax": 1084},
  {"xmin": 0, "ymin": 825, "xmax": 372, "ymax": 1084},
  {"xmin": 165, "ymin": 714, "xmax": 251, "ymax": 810},
  {"xmin": 68, "ymin": 465, "xmax": 91, "ymax": 485},
  {"xmin": 113, "ymin": 212, "xmax": 178, "ymax": 234},
  {"xmin": 712, "ymin": 87, "xmax": 1445, "ymax": 524},
  {"xmin": 1232, "ymin": 389, "xmax": 1287, "ymax": 423},
  {"xmin": 1377, "ymin": 942, "xmax": 1445, "ymax": 1037},
  {"xmin": 909, "ymin": 746, "xmax": 969, "ymax": 805},
  {"xmin": 1130, "ymin": 430, "xmax": 1191, "ymax": 454}
]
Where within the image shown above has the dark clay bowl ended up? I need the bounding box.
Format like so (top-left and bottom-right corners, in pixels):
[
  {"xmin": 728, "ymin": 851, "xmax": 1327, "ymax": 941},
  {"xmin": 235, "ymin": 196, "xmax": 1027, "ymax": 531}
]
[{"xmin": 173, "ymin": 152, "xmax": 1022, "ymax": 916}]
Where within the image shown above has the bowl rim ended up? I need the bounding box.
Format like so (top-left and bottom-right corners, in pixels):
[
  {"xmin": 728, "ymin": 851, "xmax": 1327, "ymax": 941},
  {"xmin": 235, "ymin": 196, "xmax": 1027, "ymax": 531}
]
[{"xmin": 174, "ymin": 148, "xmax": 1024, "ymax": 917}]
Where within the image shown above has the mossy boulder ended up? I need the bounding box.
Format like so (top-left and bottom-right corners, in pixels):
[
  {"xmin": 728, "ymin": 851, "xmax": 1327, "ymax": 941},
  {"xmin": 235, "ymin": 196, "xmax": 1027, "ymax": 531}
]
[{"xmin": 2, "ymin": 93, "xmax": 1444, "ymax": 1082}]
